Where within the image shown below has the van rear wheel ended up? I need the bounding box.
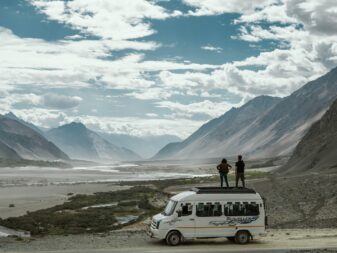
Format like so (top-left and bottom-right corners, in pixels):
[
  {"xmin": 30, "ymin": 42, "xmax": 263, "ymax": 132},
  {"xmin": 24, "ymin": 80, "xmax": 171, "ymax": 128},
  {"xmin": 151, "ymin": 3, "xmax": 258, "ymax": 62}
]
[
  {"xmin": 235, "ymin": 230, "xmax": 250, "ymax": 244},
  {"xmin": 166, "ymin": 231, "xmax": 181, "ymax": 246}
]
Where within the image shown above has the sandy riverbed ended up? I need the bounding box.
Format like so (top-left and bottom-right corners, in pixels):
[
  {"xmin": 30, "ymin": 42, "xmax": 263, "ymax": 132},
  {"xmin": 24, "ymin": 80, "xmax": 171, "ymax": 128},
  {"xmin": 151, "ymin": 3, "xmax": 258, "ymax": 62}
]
[{"xmin": 0, "ymin": 162, "xmax": 217, "ymax": 219}]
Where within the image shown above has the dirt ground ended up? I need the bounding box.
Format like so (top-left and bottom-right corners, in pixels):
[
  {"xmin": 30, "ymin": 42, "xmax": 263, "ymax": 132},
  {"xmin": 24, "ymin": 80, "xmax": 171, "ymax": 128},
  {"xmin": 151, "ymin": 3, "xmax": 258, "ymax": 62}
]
[{"xmin": 0, "ymin": 228, "xmax": 337, "ymax": 252}]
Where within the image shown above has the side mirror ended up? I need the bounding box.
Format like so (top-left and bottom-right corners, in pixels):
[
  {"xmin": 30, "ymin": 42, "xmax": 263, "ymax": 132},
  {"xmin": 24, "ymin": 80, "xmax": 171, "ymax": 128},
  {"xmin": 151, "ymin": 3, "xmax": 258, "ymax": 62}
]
[{"xmin": 176, "ymin": 210, "xmax": 182, "ymax": 217}]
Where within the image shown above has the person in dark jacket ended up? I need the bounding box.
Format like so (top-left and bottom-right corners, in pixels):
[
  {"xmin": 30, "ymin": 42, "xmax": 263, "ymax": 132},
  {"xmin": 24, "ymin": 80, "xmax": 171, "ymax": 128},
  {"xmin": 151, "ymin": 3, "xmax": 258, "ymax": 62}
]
[
  {"xmin": 217, "ymin": 158, "xmax": 232, "ymax": 188},
  {"xmin": 235, "ymin": 155, "xmax": 245, "ymax": 188}
]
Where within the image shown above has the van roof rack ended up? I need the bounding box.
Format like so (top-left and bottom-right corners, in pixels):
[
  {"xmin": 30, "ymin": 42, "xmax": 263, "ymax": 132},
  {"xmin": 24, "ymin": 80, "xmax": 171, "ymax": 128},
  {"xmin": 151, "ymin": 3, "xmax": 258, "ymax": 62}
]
[{"xmin": 191, "ymin": 187, "xmax": 256, "ymax": 194}]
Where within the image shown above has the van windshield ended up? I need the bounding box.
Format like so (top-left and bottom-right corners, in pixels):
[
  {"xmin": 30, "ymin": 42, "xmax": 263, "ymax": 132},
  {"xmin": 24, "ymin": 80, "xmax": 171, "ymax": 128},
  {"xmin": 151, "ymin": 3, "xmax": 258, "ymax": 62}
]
[{"xmin": 162, "ymin": 200, "xmax": 177, "ymax": 216}]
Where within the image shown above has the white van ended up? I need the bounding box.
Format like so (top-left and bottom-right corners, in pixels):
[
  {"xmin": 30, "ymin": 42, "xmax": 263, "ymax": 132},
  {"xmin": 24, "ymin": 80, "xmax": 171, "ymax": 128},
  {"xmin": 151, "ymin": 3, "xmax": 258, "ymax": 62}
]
[{"xmin": 149, "ymin": 187, "xmax": 267, "ymax": 245}]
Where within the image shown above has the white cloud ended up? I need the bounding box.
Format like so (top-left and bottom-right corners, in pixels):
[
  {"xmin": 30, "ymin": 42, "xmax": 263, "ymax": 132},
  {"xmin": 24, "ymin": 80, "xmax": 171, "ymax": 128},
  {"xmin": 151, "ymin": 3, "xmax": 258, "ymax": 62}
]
[
  {"xmin": 223, "ymin": 0, "xmax": 337, "ymax": 99},
  {"xmin": 156, "ymin": 100, "xmax": 236, "ymax": 118},
  {"xmin": 76, "ymin": 115, "xmax": 204, "ymax": 139},
  {"xmin": 201, "ymin": 45, "xmax": 223, "ymax": 53},
  {"xmin": 236, "ymin": 3, "xmax": 297, "ymax": 24},
  {"xmin": 0, "ymin": 92, "xmax": 82, "ymax": 112},
  {"xmin": 30, "ymin": 0, "xmax": 180, "ymax": 40},
  {"xmin": 286, "ymin": 0, "xmax": 337, "ymax": 36},
  {"xmin": 127, "ymin": 87, "xmax": 178, "ymax": 100},
  {"xmin": 183, "ymin": 0, "xmax": 279, "ymax": 16},
  {"xmin": 0, "ymin": 27, "xmax": 217, "ymax": 92},
  {"xmin": 41, "ymin": 94, "xmax": 82, "ymax": 109},
  {"xmin": 12, "ymin": 108, "xmax": 68, "ymax": 129},
  {"xmin": 233, "ymin": 24, "xmax": 305, "ymax": 43},
  {"xmin": 0, "ymin": 93, "xmax": 41, "ymax": 113},
  {"xmin": 12, "ymin": 107, "xmax": 203, "ymax": 138},
  {"xmin": 146, "ymin": 113, "xmax": 158, "ymax": 117}
]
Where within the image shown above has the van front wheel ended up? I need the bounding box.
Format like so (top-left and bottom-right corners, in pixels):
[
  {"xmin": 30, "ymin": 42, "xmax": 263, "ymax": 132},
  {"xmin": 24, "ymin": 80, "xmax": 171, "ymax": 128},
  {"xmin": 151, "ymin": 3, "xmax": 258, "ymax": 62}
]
[
  {"xmin": 166, "ymin": 231, "xmax": 181, "ymax": 246},
  {"xmin": 235, "ymin": 230, "xmax": 250, "ymax": 244}
]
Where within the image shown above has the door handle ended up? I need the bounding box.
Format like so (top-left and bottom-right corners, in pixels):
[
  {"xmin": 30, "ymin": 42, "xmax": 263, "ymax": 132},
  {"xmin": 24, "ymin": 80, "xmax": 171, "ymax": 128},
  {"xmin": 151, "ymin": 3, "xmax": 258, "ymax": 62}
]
[{"xmin": 189, "ymin": 218, "xmax": 195, "ymax": 221}]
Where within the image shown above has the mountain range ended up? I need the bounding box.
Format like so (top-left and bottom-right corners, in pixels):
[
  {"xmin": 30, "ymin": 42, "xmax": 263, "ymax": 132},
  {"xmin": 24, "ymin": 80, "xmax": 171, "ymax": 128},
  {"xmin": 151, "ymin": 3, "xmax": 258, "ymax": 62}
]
[
  {"xmin": 0, "ymin": 112, "xmax": 181, "ymax": 163},
  {"xmin": 1, "ymin": 66, "xmax": 337, "ymax": 165},
  {"xmin": 154, "ymin": 66, "xmax": 337, "ymax": 160},
  {"xmin": 99, "ymin": 133, "xmax": 181, "ymax": 159},
  {"xmin": 45, "ymin": 122, "xmax": 141, "ymax": 162}
]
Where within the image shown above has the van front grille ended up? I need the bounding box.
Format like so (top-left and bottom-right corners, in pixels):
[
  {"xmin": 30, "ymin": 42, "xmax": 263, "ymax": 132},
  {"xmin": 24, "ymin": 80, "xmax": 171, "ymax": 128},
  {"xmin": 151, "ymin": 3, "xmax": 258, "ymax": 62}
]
[{"xmin": 151, "ymin": 219, "xmax": 157, "ymax": 229}]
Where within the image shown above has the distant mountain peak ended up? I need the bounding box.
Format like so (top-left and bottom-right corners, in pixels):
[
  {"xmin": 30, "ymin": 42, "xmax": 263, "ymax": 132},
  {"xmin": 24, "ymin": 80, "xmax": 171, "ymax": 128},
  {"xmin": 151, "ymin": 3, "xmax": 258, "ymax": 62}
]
[
  {"xmin": 46, "ymin": 122, "xmax": 141, "ymax": 162},
  {"xmin": 59, "ymin": 122, "xmax": 87, "ymax": 130},
  {"xmin": 0, "ymin": 117, "xmax": 69, "ymax": 161},
  {"xmin": 4, "ymin": 112, "xmax": 18, "ymax": 119},
  {"xmin": 243, "ymin": 95, "xmax": 281, "ymax": 107},
  {"xmin": 68, "ymin": 121, "xmax": 86, "ymax": 127}
]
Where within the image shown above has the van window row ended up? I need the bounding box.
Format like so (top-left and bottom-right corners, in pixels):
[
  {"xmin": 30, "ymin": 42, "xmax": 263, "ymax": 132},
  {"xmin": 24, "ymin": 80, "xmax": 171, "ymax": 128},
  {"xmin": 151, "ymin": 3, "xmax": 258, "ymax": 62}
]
[{"xmin": 181, "ymin": 202, "xmax": 260, "ymax": 217}]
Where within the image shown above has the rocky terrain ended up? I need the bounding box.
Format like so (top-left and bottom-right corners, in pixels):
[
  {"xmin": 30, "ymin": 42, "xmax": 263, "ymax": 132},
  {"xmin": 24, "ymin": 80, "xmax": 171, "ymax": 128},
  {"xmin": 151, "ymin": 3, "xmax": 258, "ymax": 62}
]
[
  {"xmin": 251, "ymin": 173, "xmax": 337, "ymax": 229},
  {"xmin": 282, "ymin": 98, "xmax": 337, "ymax": 174}
]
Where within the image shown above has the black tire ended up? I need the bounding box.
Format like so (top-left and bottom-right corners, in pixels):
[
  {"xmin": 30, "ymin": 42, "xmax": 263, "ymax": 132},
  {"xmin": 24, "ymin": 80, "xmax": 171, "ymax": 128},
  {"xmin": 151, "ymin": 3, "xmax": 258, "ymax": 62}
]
[
  {"xmin": 166, "ymin": 231, "xmax": 181, "ymax": 246},
  {"xmin": 235, "ymin": 230, "xmax": 250, "ymax": 244},
  {"xmin": 227, "ymin": 236, "xmax": 235, "ymax": 242}
]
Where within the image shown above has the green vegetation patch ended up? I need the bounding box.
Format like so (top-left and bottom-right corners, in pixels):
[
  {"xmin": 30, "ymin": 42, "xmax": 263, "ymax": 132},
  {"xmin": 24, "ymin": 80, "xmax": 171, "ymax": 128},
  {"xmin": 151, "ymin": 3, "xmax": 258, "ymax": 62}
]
[
  {"xmin": 0, "ymin": 159, "xmax": 72, "ymax": 168},
  {"xmin": 0, "ymin": 186, "xmax": 166, "ymax": 236}
]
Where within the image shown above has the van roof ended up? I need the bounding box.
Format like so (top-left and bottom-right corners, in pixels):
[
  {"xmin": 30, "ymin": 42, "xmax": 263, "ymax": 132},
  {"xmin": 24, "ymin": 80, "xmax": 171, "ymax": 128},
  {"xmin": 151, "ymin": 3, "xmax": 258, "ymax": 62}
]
[
  {"xmin": 171, "ymin": 187, "xmax": 262, "ymax": 202},
  {"xmin": 192, "ymin": 187, "xmax": 256, "ymax": 194}
]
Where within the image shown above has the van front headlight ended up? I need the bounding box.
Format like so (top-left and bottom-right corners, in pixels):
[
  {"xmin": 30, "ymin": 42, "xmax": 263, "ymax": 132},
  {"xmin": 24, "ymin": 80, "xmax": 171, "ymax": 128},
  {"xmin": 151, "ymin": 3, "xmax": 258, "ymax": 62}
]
[{"xmin": 156, "ymin": 220, "xmax": 161, "ymax": 229}]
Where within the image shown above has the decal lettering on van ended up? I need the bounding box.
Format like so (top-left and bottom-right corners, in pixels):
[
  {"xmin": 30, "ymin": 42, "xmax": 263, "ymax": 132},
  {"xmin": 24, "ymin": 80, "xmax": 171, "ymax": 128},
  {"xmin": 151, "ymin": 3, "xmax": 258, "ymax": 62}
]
[{"xmin": 209, "ymin": 216, "xmax": 259, "ymax": 226}]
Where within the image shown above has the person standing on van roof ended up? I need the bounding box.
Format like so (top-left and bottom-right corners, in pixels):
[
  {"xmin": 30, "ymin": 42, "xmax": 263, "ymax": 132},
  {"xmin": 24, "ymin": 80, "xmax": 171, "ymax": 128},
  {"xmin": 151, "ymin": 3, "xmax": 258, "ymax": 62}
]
[
  {"xmin": 235, "ymin": 155, "xmax": 245, "ymax": 188},
  {"xmin": 216, "ymin": 158, "xmax": 232, "ymax": 188}
]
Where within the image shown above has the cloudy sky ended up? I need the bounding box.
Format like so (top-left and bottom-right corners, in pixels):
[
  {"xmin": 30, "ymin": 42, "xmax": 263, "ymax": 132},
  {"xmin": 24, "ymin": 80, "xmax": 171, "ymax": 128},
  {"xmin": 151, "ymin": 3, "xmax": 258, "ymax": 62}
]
[{"xmin": 1, "ymin": 0, "xmax": 337, "ymax": 138}]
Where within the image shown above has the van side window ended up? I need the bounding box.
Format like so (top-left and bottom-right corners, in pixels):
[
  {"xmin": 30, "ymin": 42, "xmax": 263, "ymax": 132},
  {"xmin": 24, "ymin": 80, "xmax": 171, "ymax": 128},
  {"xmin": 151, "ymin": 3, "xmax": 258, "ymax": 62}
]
[
  {"xmin": 196, "ymin": 202, "xmax": 222, "ymax": 217},
  {"xmin": 181, "ymin": 203, "xmax": 193, "ymax": 216},
  {"xmin": 224, "ymin": 202, "xmax": 260, "ymax": 216},
  {"xmin": 224, "ymin": 202, "xmax": 232, "ymax": 216},
  {"xmin": 246, "ymin": 202, "xmax": 259, "ymax": 216}
]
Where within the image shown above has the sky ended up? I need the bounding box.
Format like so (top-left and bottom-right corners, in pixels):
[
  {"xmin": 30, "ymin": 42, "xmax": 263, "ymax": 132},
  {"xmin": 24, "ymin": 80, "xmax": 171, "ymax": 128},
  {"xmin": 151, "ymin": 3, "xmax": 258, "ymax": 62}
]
[{"xmin": 0, "ymin": 0, "xmax": 337, "ymax": 138}]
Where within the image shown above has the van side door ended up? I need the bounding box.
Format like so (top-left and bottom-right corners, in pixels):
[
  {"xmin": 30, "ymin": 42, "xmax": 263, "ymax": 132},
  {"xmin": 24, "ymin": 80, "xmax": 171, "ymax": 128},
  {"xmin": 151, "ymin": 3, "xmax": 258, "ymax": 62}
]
[
  {"xmin": 194, "ymin": 202, "xmax": 224, "ymax": 238},
  {"xmin": 175, "ymin": 202, "xmax": 195, "ymax": 239}
]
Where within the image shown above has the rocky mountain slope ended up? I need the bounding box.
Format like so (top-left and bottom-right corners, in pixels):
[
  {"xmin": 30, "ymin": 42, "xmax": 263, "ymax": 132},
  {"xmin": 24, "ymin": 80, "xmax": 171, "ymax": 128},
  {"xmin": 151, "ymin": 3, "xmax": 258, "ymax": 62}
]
[
  {"xmin": 154, "ymin": 66, "xmax": 337, "ymax": 160},
  {"xmin": 282, "ymin": 97, "xmax": 337, "ymax": 174},
  {"xmin": 100, "ymin": 133, "xmax": 181, "ymax": 159},
  {"xmin": 0, "ymin": 141, "xmax": 21, "ymax": 160},
  {"xmin": 0, "ymin": 116, "xmax": 69, "ymax": 161},
  {"xmin": 4, "ymin": 112, "xmax": 44, "ymax": 136},
  {"xmin": 46, "ymin": 122, "xmax": 141, "ymax": 162}
]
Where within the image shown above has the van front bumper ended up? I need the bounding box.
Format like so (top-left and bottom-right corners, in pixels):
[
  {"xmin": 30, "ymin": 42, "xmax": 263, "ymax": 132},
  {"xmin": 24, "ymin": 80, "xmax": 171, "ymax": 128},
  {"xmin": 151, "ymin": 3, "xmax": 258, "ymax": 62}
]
[{"xmin": 148, "ymin": 227, "xmax": 164, "ymax": 239}]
